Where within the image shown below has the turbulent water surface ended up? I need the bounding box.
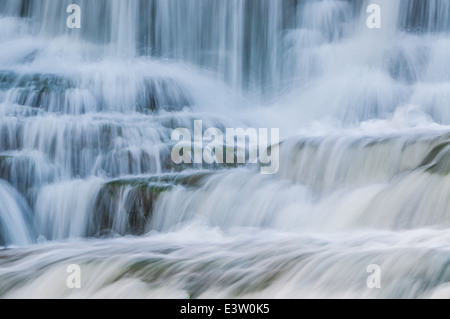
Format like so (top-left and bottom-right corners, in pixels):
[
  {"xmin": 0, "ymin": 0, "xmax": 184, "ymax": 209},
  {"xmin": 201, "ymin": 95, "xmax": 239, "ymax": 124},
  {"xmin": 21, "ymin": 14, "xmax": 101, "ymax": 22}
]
[{"xmin": 1, "ymin": 0, "xmax": 450, "ymax": 298}]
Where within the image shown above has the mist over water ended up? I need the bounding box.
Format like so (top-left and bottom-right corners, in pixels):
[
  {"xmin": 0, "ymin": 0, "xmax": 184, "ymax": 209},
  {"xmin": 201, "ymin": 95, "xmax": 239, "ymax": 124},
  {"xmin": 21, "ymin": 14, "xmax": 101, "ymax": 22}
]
[{"xmin": 1, "ymin": 0, "xmax": 450, "ymax": 298}]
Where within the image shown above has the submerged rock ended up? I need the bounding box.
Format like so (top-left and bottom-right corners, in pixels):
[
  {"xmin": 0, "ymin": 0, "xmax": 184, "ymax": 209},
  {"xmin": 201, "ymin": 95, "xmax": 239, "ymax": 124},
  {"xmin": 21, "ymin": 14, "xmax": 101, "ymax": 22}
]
[
  {"xmin": 0, "ymin": 71, "xmax": 193, "ymax": 114},
  {"xmin": 137, "ymin": 77, "xmax": 192, "ymax": 113},
  {"xmin": 0, "ymin": 153, "xmax": 56, "ymax": 205},
  {"xmin": 91, "ymin": 171, "xmax": 212, "ymax": 237},
  {"xmin": 420, "ymin": 141, "xmax": 450, "ymax": 175},
  {"xmin": 0, "ymin": 71, "xmax": 75, "ymax": 110}
]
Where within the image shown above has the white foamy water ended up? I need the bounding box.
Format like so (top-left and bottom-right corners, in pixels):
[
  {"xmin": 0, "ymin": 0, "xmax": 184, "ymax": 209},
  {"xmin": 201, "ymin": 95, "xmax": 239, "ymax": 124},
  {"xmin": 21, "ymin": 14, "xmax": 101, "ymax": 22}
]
[{"xmin": 1, "ymin": 0, "xmax": 450, "ymax": 299}]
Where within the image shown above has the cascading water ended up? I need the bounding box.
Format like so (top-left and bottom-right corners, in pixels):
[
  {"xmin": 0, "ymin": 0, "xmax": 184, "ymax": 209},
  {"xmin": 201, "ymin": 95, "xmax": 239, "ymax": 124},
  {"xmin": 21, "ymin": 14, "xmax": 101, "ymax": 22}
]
[{"xmin": 1, "ymin": 0, "xmax": 450, "ymax": 299}]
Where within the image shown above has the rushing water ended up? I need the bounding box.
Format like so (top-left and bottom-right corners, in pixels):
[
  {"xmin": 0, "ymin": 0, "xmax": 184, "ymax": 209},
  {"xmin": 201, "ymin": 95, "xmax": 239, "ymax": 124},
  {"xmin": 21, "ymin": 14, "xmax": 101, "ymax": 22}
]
[{"xmin": 1, "ymin": 0, "xmax": 450, "ymax": 298}]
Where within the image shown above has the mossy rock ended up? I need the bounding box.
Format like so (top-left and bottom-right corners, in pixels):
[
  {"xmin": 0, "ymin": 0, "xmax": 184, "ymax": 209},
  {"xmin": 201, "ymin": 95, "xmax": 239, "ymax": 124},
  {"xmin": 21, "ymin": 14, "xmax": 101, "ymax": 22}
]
[
  {"xmin": 92, "ymin": 183, "xmax": 162, "ymax": 236},
  {"xmin": 420, "ymin": 141, "xmax": 450, "ymax": 166},
  {"xmin": 90, "ymin": 172, "xmax": 212, "ymax": 237},
  {"xmin": 420, "ymin": 141, "xmax": 450, "ymax": 175},
  {"xmin": 105, "ymin": 171, "xmax": 213, "ymax": 189}
]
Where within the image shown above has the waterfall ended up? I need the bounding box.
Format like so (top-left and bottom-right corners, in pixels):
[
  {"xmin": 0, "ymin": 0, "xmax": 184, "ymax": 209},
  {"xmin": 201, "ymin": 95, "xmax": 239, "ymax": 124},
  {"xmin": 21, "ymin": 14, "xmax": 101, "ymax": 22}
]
[
  {"xmin": 0, "ymin": 180, "xmax": 33, "ymax": 246},
  {"xmin": 1, "ymin": 0, "xmax": 450, "ymax": 298}
]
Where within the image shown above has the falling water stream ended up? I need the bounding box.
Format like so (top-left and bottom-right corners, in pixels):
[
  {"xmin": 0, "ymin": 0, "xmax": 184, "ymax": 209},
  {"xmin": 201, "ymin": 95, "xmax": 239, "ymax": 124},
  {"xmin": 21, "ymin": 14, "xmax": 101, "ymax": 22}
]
[{"xmin": 1, "ymin": 0, "xmax": 450, "ymax": 298}]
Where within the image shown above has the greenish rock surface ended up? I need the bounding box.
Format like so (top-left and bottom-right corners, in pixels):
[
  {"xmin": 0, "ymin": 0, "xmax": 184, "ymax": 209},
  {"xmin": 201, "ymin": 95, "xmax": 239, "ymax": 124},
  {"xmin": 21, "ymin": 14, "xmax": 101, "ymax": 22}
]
[
  {"xmin": 419, "ymin": 141, "xmax": 450, "ymax": 175},
  {"xmin": 91, "ymin": 171, "xmax": 213, "ymax": 237}
]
